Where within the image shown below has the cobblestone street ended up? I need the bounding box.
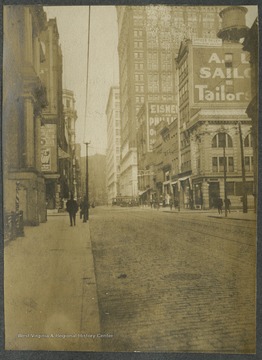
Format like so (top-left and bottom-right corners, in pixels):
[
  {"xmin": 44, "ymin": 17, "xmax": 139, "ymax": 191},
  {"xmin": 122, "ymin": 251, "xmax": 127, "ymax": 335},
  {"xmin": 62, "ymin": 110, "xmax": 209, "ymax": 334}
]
[{"xmin": 89, "ymin": 206, "xmax": 256, "ymax": 353}]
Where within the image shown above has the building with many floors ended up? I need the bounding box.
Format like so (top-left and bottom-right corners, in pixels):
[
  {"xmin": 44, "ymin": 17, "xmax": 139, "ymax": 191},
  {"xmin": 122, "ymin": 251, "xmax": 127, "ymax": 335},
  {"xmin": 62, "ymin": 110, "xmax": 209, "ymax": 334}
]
[
  {"xmin": 3, "ymin": 5, "xmax": 48, "ymax": 225},
  {"xmin": 3, "ymin": 5, "xmax": 81, "ymax": 227},
  {"xmin": 174, "ymin": 37, "xmax": 253, "ymax": 209},
  {"xmin": 106, "ymin": 87, "xmax": 121, "ymax": 203},
  {"xmin": 40, "ymin": 18, "xmax": 70, "ymax": 211},
  {"xmin": 63, "ymin": 89, "xmax": 79, "ymax": 200},
  {"xmin": 242, "ymin": 16, "xmax": 258, "ymax": 212},
  {"xmin": 116, "ymin": 6, "xmax": 223, "ymax": 198}
]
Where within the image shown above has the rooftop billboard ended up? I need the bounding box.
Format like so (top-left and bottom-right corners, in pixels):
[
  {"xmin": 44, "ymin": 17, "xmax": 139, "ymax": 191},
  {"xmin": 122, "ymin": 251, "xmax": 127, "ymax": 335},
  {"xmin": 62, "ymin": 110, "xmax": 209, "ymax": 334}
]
[{"xmin": 192, "ymin": 45, "xmax": 251, "ymax": 104}]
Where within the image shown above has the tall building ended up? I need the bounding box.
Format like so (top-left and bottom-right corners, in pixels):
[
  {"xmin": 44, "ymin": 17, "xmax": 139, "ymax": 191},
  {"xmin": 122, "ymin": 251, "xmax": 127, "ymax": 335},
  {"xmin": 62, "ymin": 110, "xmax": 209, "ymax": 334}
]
[
  {"xmin": 74, "ymin": 143, "xmax": 82, "ymax": 199},
  {"xmin": 3, "ymin": 5, "xmax": 48, "ymax": 225},
  {"xmin": 63, "ymin": 89, "xmax": 78, "ymax": 199},
  {"xmin": 116, "ymin": 5, "xmax": 223, "ymax": 197},
  {"xmin": 243, "ymin": 18, "xmax": 258, "ymax": 212},
  {"xmin": 106, "ymin": 87, "xmax": 121, "ymax": 203},
  {"xmin": 40, "ymin": 18, "xmax": 67, "ymax": 211},
  {"xmin": 175, "ymin": 36, "xmax": 253, "ymax": 209}
]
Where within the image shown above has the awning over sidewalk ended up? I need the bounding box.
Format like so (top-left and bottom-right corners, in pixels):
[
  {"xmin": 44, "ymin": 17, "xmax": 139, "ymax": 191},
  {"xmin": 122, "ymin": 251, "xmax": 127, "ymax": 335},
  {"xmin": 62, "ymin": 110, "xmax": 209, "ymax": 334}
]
[
  {"xmin": 44, "ymin": 173, "xmax": 60, "ymax": 180},
  {"xmin": 178, "ymin": 176, "xmax": 192, "ymax": 189},
  {"xmin": 178, "ymin": 176, "xmax": 190, "ymax": 182},
  {"xmin": 163, "ymin": 181, "xmax": 170, "ymax": 185},
  {"xmin": 58, "ymin": 147, "xmax": 70, "ymax": 159},
  {"xmin": 138, "ymin": 188, "xmax": 151, "ymax": 196},
  {"xmin": 171, "ymin": 181, "xmax": 178, "ymax": 185}
]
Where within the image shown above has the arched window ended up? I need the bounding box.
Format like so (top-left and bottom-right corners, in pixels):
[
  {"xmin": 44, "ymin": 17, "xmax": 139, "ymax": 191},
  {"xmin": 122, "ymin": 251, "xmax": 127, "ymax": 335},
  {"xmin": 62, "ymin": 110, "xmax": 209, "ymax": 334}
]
[
  {"xmin": 244, "ymin": 133, "xmax": 253, "ymax": 148},
  {"xmin": 212, "ymin": 133, "xmax": 233, "ymax": 148}
]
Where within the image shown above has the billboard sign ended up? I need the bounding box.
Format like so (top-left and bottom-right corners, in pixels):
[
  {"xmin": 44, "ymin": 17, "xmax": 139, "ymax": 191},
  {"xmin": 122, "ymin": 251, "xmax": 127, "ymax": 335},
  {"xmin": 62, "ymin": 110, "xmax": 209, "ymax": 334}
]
[
  {"xmin": 192, "ymin": 46, "xmax": 251, "ymax": 104},
  {"xmin": 40, "ymin": 124, "xmax": 57, "ymax": 172},
  {"xmin": 147, "ymin": 103, "xmax": 177, "ymax": 151},
  {"xmin": 41, "ymin": 148, "xmax": 51, "ymax": 171}
]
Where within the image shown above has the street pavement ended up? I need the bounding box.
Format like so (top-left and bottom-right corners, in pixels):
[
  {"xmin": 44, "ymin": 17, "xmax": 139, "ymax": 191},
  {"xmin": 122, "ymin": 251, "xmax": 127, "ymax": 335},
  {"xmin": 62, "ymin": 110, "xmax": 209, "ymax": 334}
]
[
  {"xmin": 4, "ymin": 206, "xmax": 257, "ymax": 353},
  {"xmin": 89, "ymin": 206, "xmax": 256, "ymax": 353},
  {"xmin": 4, "ymin": 212, "xmax": 101, "ymax": 351}
]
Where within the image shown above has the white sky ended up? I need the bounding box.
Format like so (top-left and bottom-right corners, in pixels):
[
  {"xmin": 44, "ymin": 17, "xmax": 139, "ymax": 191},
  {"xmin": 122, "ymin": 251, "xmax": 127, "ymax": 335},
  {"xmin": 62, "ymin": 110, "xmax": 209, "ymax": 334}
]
[
  {"xmin": 44, "ymin": 6, "xmax": 119, "ymax": 156},
  {"xmin": 44, "ymin": 5, "xmax": 258, "ymax": 156}
]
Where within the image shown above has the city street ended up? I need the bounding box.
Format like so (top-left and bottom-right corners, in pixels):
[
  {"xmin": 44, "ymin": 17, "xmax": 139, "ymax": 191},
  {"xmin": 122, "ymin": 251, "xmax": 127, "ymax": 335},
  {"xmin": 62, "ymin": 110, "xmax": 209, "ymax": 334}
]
[
  {"xmin": 3, "ymin": 4, "xmax": 259, "ymax": 357},
  {"xmin": 89, "ymin": 206, "xmax": 256, "ymax": 352},
  {"xmin": 4, "ymin": 206, "xmax": 256, "ymax": 353}
]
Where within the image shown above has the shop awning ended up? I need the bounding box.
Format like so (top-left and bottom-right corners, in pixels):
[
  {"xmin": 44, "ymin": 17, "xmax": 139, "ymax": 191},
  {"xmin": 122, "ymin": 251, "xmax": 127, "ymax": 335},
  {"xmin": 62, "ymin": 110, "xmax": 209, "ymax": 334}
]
[
  {"xmin": 138, "ymin": 188, "xmax": 151, "ymax": 196},
  {"xmin": 178, "ymin": 176, "xmax": 192, "ymax": 189},
  {"xmin": 58, "ymin": 147, "xmax": 70, "ymax": 159},
  {"xmin": 171, "ymin": 181, "xmax": 178, "ymax": 185},
  {"xmin": 163, "ymin": 180, "xmax": 170, "ymax": 185},
  {"xmin": 178, "ymin": 176, "xmax": 190, "ymax": 182},
  {"xmin": 44, "ymin": 173, "xmax": 60, "ymax": 180}
]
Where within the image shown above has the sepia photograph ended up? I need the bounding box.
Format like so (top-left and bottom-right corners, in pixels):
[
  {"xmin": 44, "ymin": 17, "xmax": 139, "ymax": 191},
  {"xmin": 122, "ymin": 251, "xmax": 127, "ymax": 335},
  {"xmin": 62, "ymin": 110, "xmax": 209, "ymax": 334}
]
[{"xmin": 2, "ymin": 2, "xmax": 259, "ymax": 354}]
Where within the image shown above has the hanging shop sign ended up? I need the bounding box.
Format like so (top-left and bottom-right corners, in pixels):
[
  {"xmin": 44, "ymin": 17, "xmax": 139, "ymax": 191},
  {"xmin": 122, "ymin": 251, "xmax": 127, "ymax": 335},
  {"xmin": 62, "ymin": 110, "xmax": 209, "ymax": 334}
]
[{"xmin": 41, "ymin": 148, "xmax": 51, "ymax": 171}]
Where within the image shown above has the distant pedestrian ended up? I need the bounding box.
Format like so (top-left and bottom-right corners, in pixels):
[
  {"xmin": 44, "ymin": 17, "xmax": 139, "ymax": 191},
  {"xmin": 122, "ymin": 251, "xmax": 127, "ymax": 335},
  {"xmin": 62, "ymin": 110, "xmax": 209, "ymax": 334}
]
[
  {"xmin": 224, "ymin": 198, "xmax": 231, "ymax": 213},
  {"xmin": 66, "ymin": 195, "xmax": 79, "ymax": 226},
  {"xmin": 189, "ymin": 198, "xmax": 194, "ymax": 210},
  {"xmin": 217, "ymin": 197, "xmax": 223, "ymax": 214},
  {"xmin": 169, "ymin": 199, "xmax": 173, "ymax": 211},
  {"xmin": 80, "ymin": 196, "xmax": 89, "ymax": 222}
]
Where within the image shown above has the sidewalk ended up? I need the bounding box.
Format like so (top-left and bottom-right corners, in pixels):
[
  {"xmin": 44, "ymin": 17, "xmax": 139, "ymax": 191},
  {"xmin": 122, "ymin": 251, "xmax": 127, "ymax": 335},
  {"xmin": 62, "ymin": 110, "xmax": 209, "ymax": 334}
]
[
  {"xmin": 4, "ymin": 214, "xmax": 101, "ymax": 351},
  {"xmin": 141, "ymin": 205, "xmax": 257, "ymax": 221}
]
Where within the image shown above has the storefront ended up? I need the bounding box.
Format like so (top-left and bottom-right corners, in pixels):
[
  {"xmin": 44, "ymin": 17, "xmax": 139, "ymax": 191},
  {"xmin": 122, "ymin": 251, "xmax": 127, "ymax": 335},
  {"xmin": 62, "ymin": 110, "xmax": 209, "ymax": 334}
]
[
  {"xmin": 179, "ymin": 176, "xmax": 193, "ymax": 209},
  {"xmin": 193, "ymin": 182, "xmax": 203, "ymax": 209},
  {"xmin": 162, "ymin": 181, "xmax": 171, "ymax": 206}
]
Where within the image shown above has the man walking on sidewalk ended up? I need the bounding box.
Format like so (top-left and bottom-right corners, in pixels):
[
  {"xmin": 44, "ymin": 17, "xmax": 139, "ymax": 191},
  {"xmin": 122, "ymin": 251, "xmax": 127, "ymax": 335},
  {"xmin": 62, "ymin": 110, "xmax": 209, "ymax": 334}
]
[
  {"xmin": 80, "ymin": 196, "xmax": 89, "ymax": 222},
  {"xmin": 66, "ymin": 195, "xmax": 79, "ymax": 226}
]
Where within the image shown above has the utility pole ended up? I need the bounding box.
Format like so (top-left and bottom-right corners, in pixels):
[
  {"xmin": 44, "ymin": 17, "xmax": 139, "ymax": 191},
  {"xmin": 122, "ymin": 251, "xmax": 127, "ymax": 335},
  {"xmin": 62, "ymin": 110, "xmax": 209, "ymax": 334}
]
[
  {"xmin": 239, "ymin": 122, "xmax": 248, "ymax": 213},
  {"xmin": 223, "ymin": 134, "xmax": 228, "ymax": 218},
  {"xmin": 84, "ymin": 141, "xmax": 90, "ymax": 221}
]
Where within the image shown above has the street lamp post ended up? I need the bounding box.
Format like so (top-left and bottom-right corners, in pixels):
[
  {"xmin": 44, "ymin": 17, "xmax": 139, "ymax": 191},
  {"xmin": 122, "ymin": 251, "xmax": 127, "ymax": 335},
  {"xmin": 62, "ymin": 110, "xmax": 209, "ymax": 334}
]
[
  {"xmin": 223, "ymin": 137, "xmax": 228, "ymax": 218},
  {"xmin": 84, "ymin": 141, "xmax": 90, "ymax": 221},
  {"xmin": 238, "ymin": 122, "xmax": 248, "ymax": 213}
]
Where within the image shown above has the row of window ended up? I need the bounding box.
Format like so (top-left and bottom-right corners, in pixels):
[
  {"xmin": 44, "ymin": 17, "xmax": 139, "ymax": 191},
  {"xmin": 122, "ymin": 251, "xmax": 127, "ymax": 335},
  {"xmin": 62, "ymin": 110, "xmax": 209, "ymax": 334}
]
[
  {"xmin": 134, "ymin": 29, "xmax": 143, "ymax": 38},
  {"xmin": 226, "ymin": 181, "xmax": 254, "ymax": 196},
  {"xmin": 212, "ymin": 156, "xmax": 234, "ymax": 172},
  {"xmin": 136, "ymin": 96, "xmax": 145, "ymax": 104},
  {"xmin": 212, "ymin": 133, "xmax": 253, "ymax": 148},
  {"xmin": 212, "ymin": 156, "xmax": 254, "ymax": 173}
]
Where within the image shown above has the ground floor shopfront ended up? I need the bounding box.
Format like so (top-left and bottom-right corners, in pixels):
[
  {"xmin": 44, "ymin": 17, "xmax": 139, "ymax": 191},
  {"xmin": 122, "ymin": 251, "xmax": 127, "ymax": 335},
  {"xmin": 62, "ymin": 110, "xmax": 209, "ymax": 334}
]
[
  {"xmin": 139, "ymin": 175, "xmax": 254, "ymax": 211},
  {"xmin": 4, "ymin": 170, "xmax": 47, "ymax": 226},
  {"xmin": 171, "ymin": 175, "xmax": 254, "ymax": 210}
]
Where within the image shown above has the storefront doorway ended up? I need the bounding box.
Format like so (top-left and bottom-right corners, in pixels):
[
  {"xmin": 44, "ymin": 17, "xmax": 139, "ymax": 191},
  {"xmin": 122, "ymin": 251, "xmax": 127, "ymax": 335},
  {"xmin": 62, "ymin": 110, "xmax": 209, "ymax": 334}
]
[{"xmin": 209, "ymin": 182, "xmax": 220, "ymax": 209}]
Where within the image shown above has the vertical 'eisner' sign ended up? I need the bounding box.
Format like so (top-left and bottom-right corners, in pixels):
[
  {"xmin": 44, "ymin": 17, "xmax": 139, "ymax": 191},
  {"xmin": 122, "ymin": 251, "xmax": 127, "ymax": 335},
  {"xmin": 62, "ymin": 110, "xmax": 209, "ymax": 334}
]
[
  {"xmin": 147, "ymin": 103, "xmax": 177, "ymax": 151},
  {"xmin": 193, "ymin": 46, "xmax": 251, "ymax": 103}
]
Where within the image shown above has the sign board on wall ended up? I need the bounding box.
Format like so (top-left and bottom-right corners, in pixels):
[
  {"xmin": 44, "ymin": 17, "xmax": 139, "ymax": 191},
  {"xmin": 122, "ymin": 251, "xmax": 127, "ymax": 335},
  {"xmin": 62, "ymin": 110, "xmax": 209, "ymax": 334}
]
[
  {"xmin": 40, "ymin": 124, "xmax": 57, "ymax": 172},
  {"xmin": 147, "ymin": 103, "xmax": 177, "ymax": 151},
  {"xmin": 192, "ymin": 46, "xmax": 251, "ymax": 104},
  {"xmin": 41, "ymin": 148, "xmax": 51, "ymax": 171}
]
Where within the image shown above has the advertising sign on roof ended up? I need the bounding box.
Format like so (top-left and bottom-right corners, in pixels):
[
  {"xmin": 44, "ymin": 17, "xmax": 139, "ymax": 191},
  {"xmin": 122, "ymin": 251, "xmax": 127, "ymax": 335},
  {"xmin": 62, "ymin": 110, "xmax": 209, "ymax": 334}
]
[
  {"xmin": 192, "ymin": 46, "xmax": 251, "ymax": 104},
  {"xmin": 192, "ymin": 38, "xmax": 222, "ymax": 47}
]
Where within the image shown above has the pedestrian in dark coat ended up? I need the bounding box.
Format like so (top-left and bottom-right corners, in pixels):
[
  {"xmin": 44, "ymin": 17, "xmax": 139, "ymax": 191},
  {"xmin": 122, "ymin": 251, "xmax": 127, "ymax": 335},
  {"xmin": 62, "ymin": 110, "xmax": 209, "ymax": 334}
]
[
  {"xmin": 217, "ymin": 197, "xmax": 223, "ymax": 214},
  {"xmin": 66, "ymin": 195, "xmax": 79, "ymax": 226},
  {"xmin": 169, "ymin": 199, "xmax": 173, "ymax": 211},
  {"xmin": 80, "ymin": 196, "xmax": 89, "ymax": 222},
  {"xmin": 224, "ymin": 198, "xmax": 231, "ymax": 213}
]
